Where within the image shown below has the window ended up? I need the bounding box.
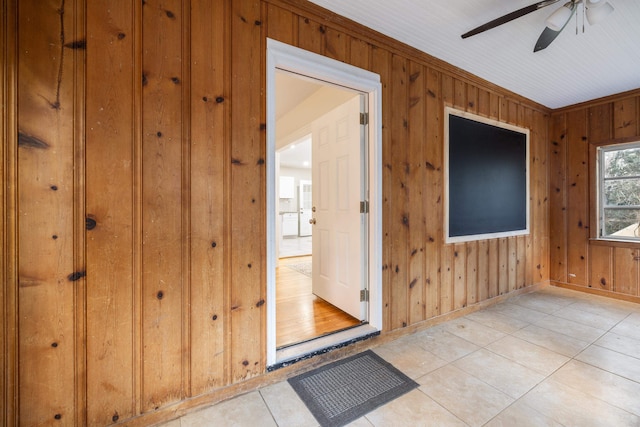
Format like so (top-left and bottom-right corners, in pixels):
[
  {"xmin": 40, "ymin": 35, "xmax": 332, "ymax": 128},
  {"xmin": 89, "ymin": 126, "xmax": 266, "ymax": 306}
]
[{"xmin": 598, "ymin": 141, "xmax": 640, "ymax": 241}]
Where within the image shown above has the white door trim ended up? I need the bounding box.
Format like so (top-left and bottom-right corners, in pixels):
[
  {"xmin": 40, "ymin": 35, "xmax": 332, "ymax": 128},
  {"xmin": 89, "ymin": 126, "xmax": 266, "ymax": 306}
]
[{"xmin": 266, "ymin": 39, "xmax": 383, "ymax": 367}]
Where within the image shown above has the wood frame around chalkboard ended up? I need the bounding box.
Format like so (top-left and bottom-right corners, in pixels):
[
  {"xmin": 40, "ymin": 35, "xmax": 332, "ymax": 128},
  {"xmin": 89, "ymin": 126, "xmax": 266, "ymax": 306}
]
[{"xmin": 444, "ymin": 107, "xmax": 530, "ymax": 244}]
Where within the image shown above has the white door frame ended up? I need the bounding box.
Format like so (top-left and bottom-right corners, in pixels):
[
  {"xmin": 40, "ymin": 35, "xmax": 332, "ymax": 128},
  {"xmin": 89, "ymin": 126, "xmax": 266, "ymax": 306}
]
[{"xmin": 266, "ymin": 39, "xmax": 383, "ymax": 366}]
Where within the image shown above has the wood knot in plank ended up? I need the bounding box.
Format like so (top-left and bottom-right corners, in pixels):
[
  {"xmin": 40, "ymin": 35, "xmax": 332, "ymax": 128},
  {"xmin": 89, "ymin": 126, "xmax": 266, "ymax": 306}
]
[
  {"xmin": 86, "ymin": 217, "xmax": 97, "ymax": 230},
  {"xmin": 67, "ymin": 271, "xmax": 86, "ymax": 281},
  {"xmin": 18, "ymin": 132, "xmax": 50, "ymax": 149},
  {"xmin": 64, "ymin": 39, "xmax": 86, "ymax": 49}
]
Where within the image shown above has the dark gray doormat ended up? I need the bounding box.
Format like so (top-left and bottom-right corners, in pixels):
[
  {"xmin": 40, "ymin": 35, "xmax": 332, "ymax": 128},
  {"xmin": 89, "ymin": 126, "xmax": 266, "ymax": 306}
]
[{"xmin": 288, "ymin": 350, "xmax": 418, "ymax": 427}]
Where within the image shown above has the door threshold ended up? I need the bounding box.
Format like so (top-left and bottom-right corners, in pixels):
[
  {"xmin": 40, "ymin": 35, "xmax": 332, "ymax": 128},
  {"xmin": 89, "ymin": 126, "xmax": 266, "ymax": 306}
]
[{"xmin": 270, "ymin": 324, "xmax": 379, "ymax": 371}]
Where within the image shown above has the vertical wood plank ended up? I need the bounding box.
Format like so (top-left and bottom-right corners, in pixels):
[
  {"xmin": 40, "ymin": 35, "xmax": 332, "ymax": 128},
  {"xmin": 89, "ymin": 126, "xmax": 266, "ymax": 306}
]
[
  {"xmin": 389, "ymin": 53, "xmax": 408, "ymax": 329},
  {"xmin": 141, "ymin": 0, "xmax": 185, "ymax": 410},
  {"xmin": 189, "ymin": 0, "xmax": 227, "ymax": 396},
  {"xmin": 508, "ymin": 237, "xmax": 517, "ymax": 292},
  {"xmin": 440, "ymin": 245, "xmax": 453, "ymax": 313},
  {"xmin": 613, "ymin": 98, "xmax": 638, "ymax": 139},
  {"xmin": 549, "ymin": 113, "xmax": 567, "ymax": 282},
  {"xmin": 85, "ymin": 0, "xmax": 136, "ymax": 423},
  {"xmin": 266, "ymin": 3, "xmax": 293, "ymax": 44},
  {"xmin": 516, "ymin": 236, "xmax": 527, "ymax": 289},
  {"xmin": 477, "ymin": 89, "xmax": 490, "ymax": 117},
  {"xmin": 522, "ymin": 106, "xmax": 534, "ymax": 285},
  {"xmin": 565, "ymin": 110, "xmax": 589, "ymax": 286},
  {"xmin": 489, "ymin": 92, "xmax": 500, "ymax": 120},
  {"xmin": 230, "ymin": 0, "xmax": 265, "ymax": 381},
  {"xmin": 466, "ymin": 242, "xmax": 478, "ymax": 306},
  {"xmin": 614, "ymin": 248, "xmax": 639, "ymax": 296},
  {"xmin": 424, "ymin": 66, "xmax": 441, "ymax": 319},
  {"xmin": 589, "ymin": 103, "xmax": 612, "ymax": 144},
  {"xmin": 477, "ymin": 241, "xmax": 490, "ymax": 301},
  {"xmin": 296, "ymin": 15, "xmax": 322, "ymax": 55},
  {"xmin": 590, "ymin": 245, "xmax": 612, "ymax": 291},
  {"xmin": 488, "ymin": 239, "xmax": 499, "ymax": 298},
  {"xmin": 498, "ymin": 238, "xmax": 509, "ymax": 295},
  {"xmin": 349, "ymin": 37, "xmax": 370, "ymax": 71},
  {"xmin": 322, "ymin": 25, "xmax": 347, "ymax": 62},
  {"xmin": 453, "ymin": 79, "xmax": 465, "ymax": 109},
  {"xmin": 2, "ymin": 0, "xmax": 18, "ymax": 422},
  {"xmin": 407, "ymin": 60, "xmax": 425, "ymax": 325},
  {"xmin": 532, "ymin": 109, "xmax": 548, "ymax": 283},
  {"xmin": 453, "ymin": 243, "xmax": 467, "ymax": 309},
  {"xmin": 0, "ymin": 1, "xmax": 6, "ymax": 419},
  {"xmin": 440, "ymin": 73, "xmax": 454, "ymax": 314},
  {"xmin": 17, "ymin": 0, "xmax": 78, "ymax": 423}
]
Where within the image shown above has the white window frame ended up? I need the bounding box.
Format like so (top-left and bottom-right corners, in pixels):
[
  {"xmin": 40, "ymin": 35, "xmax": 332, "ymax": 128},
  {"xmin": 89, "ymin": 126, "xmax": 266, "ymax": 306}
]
[{"xmin": 597, "ymin": 140, "xmax": 640, "ymax": 242}]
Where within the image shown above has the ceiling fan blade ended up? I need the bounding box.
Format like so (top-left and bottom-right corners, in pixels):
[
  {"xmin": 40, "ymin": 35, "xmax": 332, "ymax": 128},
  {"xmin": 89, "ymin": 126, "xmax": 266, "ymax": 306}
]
[
  {"xmin": 461, "ymin": 0, "xmax": 561, "ymax": 39},
  {"xmin": 533, "ymin": 2, "xmax": 577, "ymax": 51}
]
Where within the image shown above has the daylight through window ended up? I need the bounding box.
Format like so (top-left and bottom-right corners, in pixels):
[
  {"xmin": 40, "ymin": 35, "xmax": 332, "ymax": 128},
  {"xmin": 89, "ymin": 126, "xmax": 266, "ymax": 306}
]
[{"xmin": 598, "ymin": 141, "xmax": 640, "ymax": 241}]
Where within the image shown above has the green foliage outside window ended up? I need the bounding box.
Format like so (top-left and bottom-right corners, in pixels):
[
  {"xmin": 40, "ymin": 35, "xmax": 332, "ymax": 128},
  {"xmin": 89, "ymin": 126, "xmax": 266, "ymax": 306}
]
[{"xmin": 601, "ymin": 145, "xmax": 640, "ymax": 239}]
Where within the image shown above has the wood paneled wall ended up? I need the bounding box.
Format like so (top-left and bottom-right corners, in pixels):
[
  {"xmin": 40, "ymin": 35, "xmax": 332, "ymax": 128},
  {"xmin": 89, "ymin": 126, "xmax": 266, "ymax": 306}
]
[
  {"xmin": 2, "ymin": 0, "xmax": 550, "ymax": 424},
  {"xmin": 550, "ymin": 90, "xmax": 640, "ymax": 300}
]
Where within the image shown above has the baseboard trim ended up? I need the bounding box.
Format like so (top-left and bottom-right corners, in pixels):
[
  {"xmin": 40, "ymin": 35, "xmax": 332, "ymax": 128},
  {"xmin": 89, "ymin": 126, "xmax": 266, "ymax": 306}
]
[
  {"xmin": 550, "ymin": 280, "xmax": 640, "ymax": 305},
  {"xmin": 131, "ymin": 281, "xmax": 548, "ymax": 427}
]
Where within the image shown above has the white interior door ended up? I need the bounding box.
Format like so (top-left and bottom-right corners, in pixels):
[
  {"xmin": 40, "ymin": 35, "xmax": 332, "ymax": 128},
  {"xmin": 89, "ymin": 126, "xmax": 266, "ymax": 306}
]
[{"xmin": 311, "ymin": 95, "xmax": 365, "ymax": 320}]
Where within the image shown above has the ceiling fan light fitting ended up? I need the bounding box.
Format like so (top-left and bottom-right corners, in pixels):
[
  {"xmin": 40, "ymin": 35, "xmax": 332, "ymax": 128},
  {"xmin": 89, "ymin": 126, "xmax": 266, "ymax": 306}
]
[
  {"xmin": 545, "ymin": 3, "xmax": 574, "ymax": 31},
  {"xmin": 586, "ymin": 1, "xmax": 614, "ymax": 25}
]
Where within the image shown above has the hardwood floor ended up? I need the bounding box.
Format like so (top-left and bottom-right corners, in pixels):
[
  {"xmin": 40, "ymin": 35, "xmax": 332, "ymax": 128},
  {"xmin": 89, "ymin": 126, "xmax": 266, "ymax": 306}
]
[{"xmin": 276, "ymin": 256, "xmax": 361, "ymax": 348}]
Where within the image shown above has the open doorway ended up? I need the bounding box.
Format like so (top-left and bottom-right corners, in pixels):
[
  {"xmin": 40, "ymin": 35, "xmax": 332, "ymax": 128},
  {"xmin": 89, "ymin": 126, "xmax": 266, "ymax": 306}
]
[
  {"xmin": 266, "ymin": 39, "xmax": 382, "ymax": 367},
  {"xmin": 274, "ymin": 75, "xmax": 364, "ymax": 349}
]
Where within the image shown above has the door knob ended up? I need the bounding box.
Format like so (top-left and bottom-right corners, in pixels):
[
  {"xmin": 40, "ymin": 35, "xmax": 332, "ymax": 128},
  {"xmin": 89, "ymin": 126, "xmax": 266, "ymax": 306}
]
[{"xmin": 309, "ymin": 218, "xmax": 316, "ymax": 225}]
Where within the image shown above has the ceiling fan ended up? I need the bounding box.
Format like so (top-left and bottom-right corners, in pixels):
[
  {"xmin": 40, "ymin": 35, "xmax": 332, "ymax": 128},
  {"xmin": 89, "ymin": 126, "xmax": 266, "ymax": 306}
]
[{"xmin": 461, "ymin": 0, "xmax": 614, "ymax": 52}]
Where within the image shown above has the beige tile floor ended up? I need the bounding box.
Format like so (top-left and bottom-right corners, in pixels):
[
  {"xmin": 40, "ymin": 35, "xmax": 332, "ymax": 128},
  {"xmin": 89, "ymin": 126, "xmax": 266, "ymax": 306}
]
[{"xmin": 159, "ymin": 286, "xmax": 640, "ymax": 426}]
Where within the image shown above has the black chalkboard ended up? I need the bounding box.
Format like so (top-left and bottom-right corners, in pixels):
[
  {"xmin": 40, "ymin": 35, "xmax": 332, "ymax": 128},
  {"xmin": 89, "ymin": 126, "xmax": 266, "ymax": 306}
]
[{"xmin": 446, "ymin": 109, "xmax": 529, "ymax": 242}]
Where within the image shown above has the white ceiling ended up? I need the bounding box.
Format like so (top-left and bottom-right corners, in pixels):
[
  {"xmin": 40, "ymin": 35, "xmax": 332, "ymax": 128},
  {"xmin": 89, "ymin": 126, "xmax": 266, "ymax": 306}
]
[
  {"xmin": 308, "ymin": 0, "xmax": 640, "ymax": 109},
  {"xmin": 276, "ymin": 71, "xmax": 358, "ymax": 169}
]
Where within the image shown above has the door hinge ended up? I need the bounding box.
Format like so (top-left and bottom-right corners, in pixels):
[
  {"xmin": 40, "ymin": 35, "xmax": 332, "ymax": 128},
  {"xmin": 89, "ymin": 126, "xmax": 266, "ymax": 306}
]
[
  {"xmin": 360, "ymin": 289, "xmax": 369, "ymax": 302},
  {"xmin": 360, "ymin": 200, "xmax": 369, "ymax": 214},
  {"xmin": 360, "ymin": 112, "xmax": 368, "ymax": 125}
]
